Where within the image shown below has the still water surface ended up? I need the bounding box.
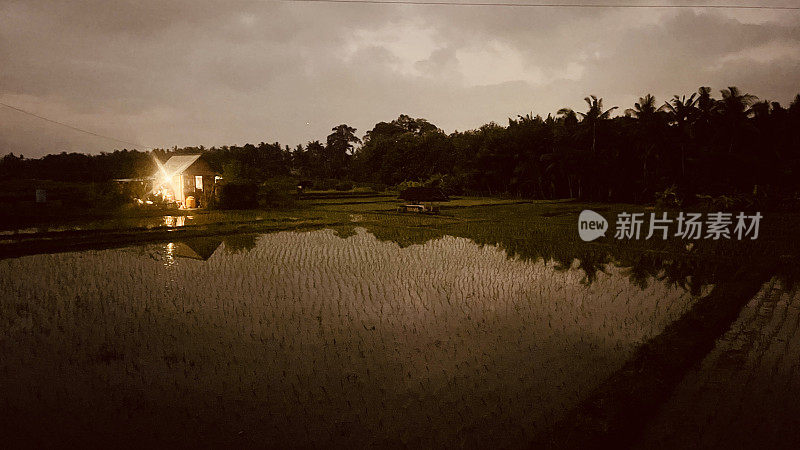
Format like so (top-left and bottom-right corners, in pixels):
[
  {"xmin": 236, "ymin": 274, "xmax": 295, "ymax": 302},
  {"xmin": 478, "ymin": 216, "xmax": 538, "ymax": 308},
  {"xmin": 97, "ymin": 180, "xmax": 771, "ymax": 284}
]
[{"xmin": 0, "ymin": 228, "xmax": 707, "ymax": 446}]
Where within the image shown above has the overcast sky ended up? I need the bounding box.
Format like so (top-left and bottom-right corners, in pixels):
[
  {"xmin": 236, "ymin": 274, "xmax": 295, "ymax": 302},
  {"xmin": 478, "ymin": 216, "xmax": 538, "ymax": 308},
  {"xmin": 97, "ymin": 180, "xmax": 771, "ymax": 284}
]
[{"xmin": 1, "ymin": 0, "xmax": 799, "ymax": 157}]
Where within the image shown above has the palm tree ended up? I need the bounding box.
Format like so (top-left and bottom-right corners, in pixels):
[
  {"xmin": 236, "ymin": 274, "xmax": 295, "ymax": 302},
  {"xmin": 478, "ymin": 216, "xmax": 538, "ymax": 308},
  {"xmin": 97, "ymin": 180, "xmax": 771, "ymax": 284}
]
[
  {"xmin": 719, "ymin": 86, "xmax": 757, "ymax": 118},
  {"xmin": 718, "ymin": 86, "xmax": 758, "ymax": 153},
  {"xmin": 662, "ymin": 94, "xmax": 698, "ymax": 125},
  {"xmin": 556, "ymin": 107, "xmax": 579, "ymax": 128},
  {"xmin": 662, "ymin": 94, "xmax": 698, "ymax": 176},
  {"xmin": 751, "ymin": 100, "xmax": 771, "ymax": 120},
  {"xmin": 626, "ymin": 94, "xmax": 667, "ymax": 189},
  {"xmin": 577, "ymin": 95, "xmax": 618, "ymax": 154},
  {"xmin": 625, "ymin": 94, "xmax": 661, "ymax": 121},
  {"xmin": 696, "ymin": 87, "xmax": 715, "ymax": 122}
]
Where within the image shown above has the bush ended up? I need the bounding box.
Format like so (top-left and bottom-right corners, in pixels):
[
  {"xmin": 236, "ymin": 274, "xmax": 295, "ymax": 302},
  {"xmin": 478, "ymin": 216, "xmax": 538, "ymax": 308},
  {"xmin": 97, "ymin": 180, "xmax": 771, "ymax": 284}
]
[
  {"xmin": 432, "ymin": 174, "xmax": 467, "ymax": 196},
  {"xmin": 655, "ymin": 185, "xmax": 681, "ymax": 209},
  {"xmin": 258, "ymin": 177, "xmax": 297, "ymax": 208},
  {"xmin": 216, "ymin": 182, "xmax": 259, "ymax": 209},
  {"xmin": 333, "ymin": 181, "xmax": 353, "ymax": 191},
  {"xmin": 398, "ymin": 186, "xmax": 448, "ymax": 202},
  {"xmin": 354, "ymin": 182, "xmax": 387, "ymax": 192},
  {"xmin": 396, "ymin": 180, "xmax": 423, "ymax": 193},
  {"xmin": 695, "ymin": 193, "xmax": 755, "ymax": 212}
]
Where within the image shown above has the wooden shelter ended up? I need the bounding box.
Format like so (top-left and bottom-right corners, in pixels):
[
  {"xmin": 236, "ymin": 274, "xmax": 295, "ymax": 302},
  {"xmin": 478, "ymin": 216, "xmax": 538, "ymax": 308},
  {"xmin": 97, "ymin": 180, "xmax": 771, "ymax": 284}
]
[{"xmin": 154, "ymin": 154, "xmax": 218, "ymax": 208}]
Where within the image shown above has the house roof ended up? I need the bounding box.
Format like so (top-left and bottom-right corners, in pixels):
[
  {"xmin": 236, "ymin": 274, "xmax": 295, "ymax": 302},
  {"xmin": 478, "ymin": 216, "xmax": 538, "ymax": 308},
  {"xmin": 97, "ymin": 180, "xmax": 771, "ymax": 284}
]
[{"xmin": 161, "ymin": 154, "xmax": 202, "ymax": 176}]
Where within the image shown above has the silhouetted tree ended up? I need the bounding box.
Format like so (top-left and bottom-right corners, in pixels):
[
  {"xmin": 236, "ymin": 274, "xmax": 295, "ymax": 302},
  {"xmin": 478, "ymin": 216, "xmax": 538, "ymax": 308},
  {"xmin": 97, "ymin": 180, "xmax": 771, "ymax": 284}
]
[{"xmin": 4, "ymin": 86, "xmax": 800, "ymax": 208}]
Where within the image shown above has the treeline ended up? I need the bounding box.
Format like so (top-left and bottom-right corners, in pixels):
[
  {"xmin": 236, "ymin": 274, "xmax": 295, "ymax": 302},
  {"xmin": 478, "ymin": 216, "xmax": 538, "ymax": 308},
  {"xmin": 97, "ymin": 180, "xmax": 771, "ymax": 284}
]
[
  {"xmin": 350, "ymin": 87, "xmax": 800, "ymax": 204},
  {"xmin": 3, "ymin": 86, "xmax": 800, "ymax": 205}
]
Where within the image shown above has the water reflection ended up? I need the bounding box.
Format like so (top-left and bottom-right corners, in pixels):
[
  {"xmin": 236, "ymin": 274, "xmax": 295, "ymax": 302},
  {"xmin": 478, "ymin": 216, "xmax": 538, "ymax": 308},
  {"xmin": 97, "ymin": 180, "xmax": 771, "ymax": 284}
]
[
  {"xmin": 163, "ymin": 215, "xmax": 189, "ymax": 227},
  {"xmin": 1, "ymin": 227, "xmax": 707, "ymax": 447},
  {"xmin": 221, "ymin": 233, "xmax": 258, "ymax": 254},
  {"xmin": 152, "ymin": 235, "xmax": 257, "ymax": 266},
  {"xmin": 160, "ymin": 237, "xmax": 222, "ymax": 265}
]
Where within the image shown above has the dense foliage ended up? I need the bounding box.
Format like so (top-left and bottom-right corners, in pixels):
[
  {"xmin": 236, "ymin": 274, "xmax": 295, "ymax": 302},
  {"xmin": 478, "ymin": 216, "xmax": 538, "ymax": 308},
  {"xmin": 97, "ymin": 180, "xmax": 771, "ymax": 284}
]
[{"xmin": 3, "ymin": 86, "xmax": 800, "ymax": 205}]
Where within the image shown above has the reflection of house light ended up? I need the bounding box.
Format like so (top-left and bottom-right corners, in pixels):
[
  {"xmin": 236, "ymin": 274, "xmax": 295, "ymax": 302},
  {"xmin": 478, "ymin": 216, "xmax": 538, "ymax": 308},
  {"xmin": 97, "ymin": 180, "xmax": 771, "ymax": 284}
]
[
  {"xmin": 164, "ymin": 215, "xmax": 186, "ymax": 227},
  {"xmin": 165, "ymin": 242, "xmax": 175, "ymax": 267}
]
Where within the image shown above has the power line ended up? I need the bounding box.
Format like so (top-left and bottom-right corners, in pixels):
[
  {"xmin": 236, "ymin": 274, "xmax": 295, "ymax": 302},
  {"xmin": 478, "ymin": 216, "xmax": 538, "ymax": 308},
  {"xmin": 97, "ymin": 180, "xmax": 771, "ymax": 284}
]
[
  {"xmin": 277, "ymin": 0, "xmax": 800, "ymax": 9},
  {"xmin": 0, "ymin": 101, "xmax": 154, "ymax": 150}
]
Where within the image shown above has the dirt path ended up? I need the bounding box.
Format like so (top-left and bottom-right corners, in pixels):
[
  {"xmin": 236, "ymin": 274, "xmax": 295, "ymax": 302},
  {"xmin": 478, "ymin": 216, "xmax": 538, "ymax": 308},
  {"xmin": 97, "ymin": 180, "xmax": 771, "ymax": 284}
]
[{"xmin": 636, "ymin": 279, "xmax": 800, "ymax": 449}]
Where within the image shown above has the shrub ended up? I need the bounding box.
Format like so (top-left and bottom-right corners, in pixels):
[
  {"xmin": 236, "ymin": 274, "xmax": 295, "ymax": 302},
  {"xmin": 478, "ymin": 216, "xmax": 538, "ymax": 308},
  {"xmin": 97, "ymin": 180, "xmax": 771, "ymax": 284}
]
[
  {"xmin": 216, "ymin": 182, "xmax": 259, "ymax": 209},
  {"xmin": 398, "ymin": 186, "xmax": 448, "ymax": 202},
  {"xmin": 654, "ymin": 185, "xmax": 681, "ymax": 209},
  {"xmin": 396, "ymin": 180, "xmax": 423, "ymax": 193},
  {"xmin": 437, "ymin": 174, "xmax": 468, "ymax": 196},
  {"xmin": 695, "ymin": 193, "xmax": 756, "ymax": 212},
  {"xmin": 258, "ymin": 177, "xmax": 297, "ymax": 208},
  {"xmin": 333, "ymin": 181, "xmax": 353, "ymax": 191}
]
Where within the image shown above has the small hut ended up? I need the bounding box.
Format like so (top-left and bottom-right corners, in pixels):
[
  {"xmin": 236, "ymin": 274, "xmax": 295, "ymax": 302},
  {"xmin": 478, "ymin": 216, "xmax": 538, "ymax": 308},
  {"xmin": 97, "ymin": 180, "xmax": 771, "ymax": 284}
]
[{"xmin": 154, "ymin": 154, "xmax": 218, "ymax": 208}]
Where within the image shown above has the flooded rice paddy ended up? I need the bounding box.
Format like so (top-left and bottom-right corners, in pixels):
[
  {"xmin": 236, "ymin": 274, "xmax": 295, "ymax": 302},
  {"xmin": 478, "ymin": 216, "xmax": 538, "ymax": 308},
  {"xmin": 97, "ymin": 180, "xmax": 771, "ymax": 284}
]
[{"xmin": 0, "ymin": 228, "xmax": 709, "ymax": 447}]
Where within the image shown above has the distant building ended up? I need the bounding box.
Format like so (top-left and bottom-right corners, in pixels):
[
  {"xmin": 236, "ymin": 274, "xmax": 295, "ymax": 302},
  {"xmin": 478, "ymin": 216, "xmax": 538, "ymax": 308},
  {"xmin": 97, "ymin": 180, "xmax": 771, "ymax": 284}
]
[{"xmin": 153, "ymin": 154, "xmax": 218, "ymax": 208}]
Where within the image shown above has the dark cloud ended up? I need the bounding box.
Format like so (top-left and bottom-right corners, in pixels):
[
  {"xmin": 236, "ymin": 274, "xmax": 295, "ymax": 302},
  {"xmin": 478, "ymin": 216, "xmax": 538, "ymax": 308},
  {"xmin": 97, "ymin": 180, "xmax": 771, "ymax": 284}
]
[{"xmin": 1, "ymin": 1, "xmax": 798, "ymax": 157}]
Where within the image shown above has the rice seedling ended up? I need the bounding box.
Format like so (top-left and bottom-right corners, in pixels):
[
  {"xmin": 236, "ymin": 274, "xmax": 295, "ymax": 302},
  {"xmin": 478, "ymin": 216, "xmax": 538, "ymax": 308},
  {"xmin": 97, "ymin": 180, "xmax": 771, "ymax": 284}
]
[{"xmin": 0, "ymin": 227, "xmax": 704, "ymax": 447}]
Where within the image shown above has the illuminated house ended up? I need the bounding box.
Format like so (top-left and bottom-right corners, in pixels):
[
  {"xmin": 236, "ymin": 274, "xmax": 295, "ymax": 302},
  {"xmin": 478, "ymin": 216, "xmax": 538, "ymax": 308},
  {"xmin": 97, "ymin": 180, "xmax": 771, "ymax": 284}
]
[{"xmin": 154, "ymin": 154, "xmax": 218, "ymax": 208}]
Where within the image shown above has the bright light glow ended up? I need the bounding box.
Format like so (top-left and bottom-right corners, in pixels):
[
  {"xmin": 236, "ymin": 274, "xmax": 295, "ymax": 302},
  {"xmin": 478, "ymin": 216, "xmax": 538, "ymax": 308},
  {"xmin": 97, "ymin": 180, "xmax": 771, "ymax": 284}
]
[{"xmin": 150, "ymin": 154, "xmax": 183, "ymax": 202}]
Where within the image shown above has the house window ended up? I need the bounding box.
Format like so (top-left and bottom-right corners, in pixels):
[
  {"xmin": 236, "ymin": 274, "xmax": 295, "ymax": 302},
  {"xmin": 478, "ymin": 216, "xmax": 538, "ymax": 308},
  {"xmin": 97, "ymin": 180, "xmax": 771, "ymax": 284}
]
[{"xmin": 195, "ymin": 176, "xmax": 203, "ymax": 190}]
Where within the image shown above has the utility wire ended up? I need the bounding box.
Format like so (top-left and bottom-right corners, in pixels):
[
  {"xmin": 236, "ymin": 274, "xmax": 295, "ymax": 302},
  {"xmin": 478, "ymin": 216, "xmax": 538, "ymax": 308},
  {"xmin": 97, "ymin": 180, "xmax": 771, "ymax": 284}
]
[
  {"xmin": 0, "ymin": 101, "xmax": 154, "ymax": 150},
  {"xmin": 277, "ymin": 0, "xmax": 800, "ymax": 9}
]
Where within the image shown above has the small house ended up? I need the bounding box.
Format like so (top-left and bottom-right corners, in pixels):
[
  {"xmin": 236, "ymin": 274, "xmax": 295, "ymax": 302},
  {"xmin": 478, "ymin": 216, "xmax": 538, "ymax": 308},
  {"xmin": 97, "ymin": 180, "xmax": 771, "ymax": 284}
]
[{"xmin": 154, "ymin": 154, "xmax": 218, "ymax": 208}]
